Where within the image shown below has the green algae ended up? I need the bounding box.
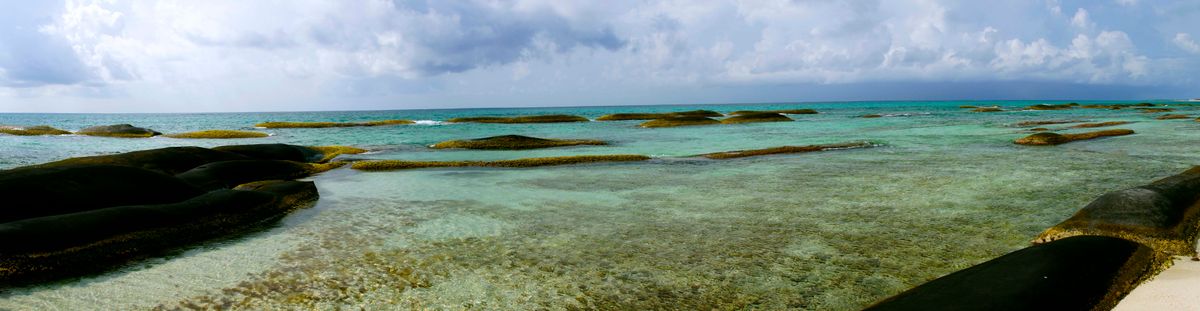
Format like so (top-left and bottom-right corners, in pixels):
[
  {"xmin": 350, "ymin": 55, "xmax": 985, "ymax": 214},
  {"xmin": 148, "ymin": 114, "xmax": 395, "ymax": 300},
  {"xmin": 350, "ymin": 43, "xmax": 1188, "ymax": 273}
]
[
  {"xmin": 0, "ymin": 126, "xmax": 71, "ymax": 136},
  {"xmin": 430, "ymin": 135, "xmax": 606, "ymax": 150},
  {"xmin": 165, "ymin": 130, "xmax": 269, "ymax": 139}
]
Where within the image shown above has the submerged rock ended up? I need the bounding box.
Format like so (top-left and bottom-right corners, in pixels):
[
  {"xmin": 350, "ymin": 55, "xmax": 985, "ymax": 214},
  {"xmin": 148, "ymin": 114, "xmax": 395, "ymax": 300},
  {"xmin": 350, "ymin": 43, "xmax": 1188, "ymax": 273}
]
[
  {"xmin": 958, "ymin": 105, "xmax": 978, "ymax": 109},
  {"xmin": 1035, "ymin": 166, "xmax": 1200, "ymax": 255},
  {"xmin": 77, "ymin": 124, "xmax": 161, "ymax": 138},
  {"xmin": 597, "ymin": 110, "xmax": 723, "ymax": 121},
  {"xmin": 351, "ymin": 155, "xmax": 651, "ymax": 171},
  {"xmin": 447, "ymin": 115, "xmax": 589, "ymax": 123},
  {"xmin": 1024, "ymin": 104, "xmax": 1076, "ymax": 110},
  {"xmin": 639, "ymin": 116, "xmax": 721, "ymax": 128},
  {"xmin": 1013, "ymin": 120, "xmax": 1081, "ymax": 127},
  {"xmin": 727, "ymin": 109, "xmax": 818, "ymax": 115},
  {"xmin": 254, "ymin": 120, "xmax": 413, "ymax": 128},
  {"xmin": 701, "ymin": 142, "xmax": 873, "ymax": 159},
  {"xmin": 1155, "ymin": 114, "xmax": 1190, "ymax": 120},
  {"xmin": 431, "ymin": 135, "xmax": 606, "ymax": 150},
  {"xmin": 866, "ymin": 236, "xmax": 1166, "ymax": 311},
  {"xmin": 0, "ymin": 125, "xmax": 71, "ymax": 136},
  {"xmin": 1068, "ymin": 121, "xmax": 1132, "ymax": 129},
  {"xmin": 1136, "ymin": 108, "xmax": 1174, "ymax": 113},
  {"xmin": 165, "ymin": 130, "xmax": 269, "ymax": 139},
  {"xmin": 1014, "ymin": 129, "xmax": 1135, "ymax": 146},
  {"xmin": 859, "ymin": 114, "xmax": 883, "ymax": 118},
  {"xmin": 971, "ymin": 107, "xmax": 1003, "ymax": 112},
  {"xmin": 719, "ymin": 112, "xmax": 793, "ymax": 124},
  {"xmin": 0, "ymin": 165, "xmax": 204, "ymax": 224}
]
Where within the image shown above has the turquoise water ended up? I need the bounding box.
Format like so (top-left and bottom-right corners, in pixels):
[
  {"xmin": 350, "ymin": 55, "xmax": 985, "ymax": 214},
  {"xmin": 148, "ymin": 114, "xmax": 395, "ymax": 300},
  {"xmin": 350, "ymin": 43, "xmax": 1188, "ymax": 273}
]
[{"xmin": 0, "ymin": 100, "xmax": 1197, "ymax": 309}]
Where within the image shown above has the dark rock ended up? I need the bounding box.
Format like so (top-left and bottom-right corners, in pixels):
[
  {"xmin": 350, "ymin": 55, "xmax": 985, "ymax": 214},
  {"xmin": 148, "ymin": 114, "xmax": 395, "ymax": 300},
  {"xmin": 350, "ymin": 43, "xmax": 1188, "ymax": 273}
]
[
  {"xmin": 720, "ymin": 112, "xmax": 793, "ymax": 124},
  {"xmin": 866, "ymin": 236, "xmax": 1166, "ymax": 311},
  {"xmin": 1014, "ymin": 129, "xmax": 1134, "ymax": 146},
  {"xmin": 175, "ymin": 160, "xmax": 315, "ymax": 191},
  {"xmin": 0, "ymin": 165, "xmax": 203, "ymax": 223},
  {"xmin": 431, "ymin": 135, "xmax": 606, "ymax": 150},
  {"xmin": 37, "ymin": 146, "xmax": 250, "ymax": 175},
  {"xmin": 77, "ymin": 124, "xmax": 161, "ymax": 138},
  {"xmin": 212, "ymin": 144, "xmax": 324, "ymax": 163}
]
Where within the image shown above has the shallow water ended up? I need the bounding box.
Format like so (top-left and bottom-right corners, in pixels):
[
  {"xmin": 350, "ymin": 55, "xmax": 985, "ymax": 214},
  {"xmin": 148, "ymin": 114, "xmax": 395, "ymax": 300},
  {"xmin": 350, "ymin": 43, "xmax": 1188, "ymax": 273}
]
[{"xmin": 1, "ymin": 101, "xmax": 1197, "ymax": 309}]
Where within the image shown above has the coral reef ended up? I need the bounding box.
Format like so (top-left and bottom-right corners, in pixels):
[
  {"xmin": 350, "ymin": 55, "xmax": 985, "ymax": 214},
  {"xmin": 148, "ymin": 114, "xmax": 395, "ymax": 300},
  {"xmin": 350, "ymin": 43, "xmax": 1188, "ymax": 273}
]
[
  {"xmin": 351, "ymin": 155, "xmax": 651, "ymax": 171},
  {"xmin": 165, "ymin": 130, "xmax": 269, "ymax": 139},
  {"xmin": 431, "ymin": 135, "xmax": 606, "ymax": 150}
]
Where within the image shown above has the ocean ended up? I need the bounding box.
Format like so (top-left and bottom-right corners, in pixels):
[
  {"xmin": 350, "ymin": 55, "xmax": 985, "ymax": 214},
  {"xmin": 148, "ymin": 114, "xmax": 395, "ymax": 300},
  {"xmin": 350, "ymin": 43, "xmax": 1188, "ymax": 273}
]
[{"xmin": 0, "ymin": 100, "xmax": 1195, "ymax": 309}]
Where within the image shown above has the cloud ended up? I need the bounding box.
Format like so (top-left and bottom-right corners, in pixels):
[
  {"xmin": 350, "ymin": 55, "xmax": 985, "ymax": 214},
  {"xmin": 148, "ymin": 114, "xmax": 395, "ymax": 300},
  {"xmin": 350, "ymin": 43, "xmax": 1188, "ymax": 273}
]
[{"xmin": 1175, "ymin": 33, "xmax": 1200, "ymax": 54}]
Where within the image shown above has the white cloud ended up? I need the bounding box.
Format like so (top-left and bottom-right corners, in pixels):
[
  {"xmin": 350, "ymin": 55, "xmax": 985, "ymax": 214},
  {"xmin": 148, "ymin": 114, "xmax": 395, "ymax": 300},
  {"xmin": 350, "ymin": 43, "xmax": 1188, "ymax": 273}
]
[
  {"xmin": 1071, "ymin": 8, "xmax": 1094, "ymax": 31},
  {"xmin": 1175, "ymin": 33, "xmax": 1200, "ymax": 54}
]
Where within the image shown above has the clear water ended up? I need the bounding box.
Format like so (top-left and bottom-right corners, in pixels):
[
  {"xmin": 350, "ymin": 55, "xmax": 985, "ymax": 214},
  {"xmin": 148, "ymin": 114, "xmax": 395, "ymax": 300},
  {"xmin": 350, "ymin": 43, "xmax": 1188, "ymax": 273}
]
[{"xmin": 0, "ymin": 100, "xmax": 1196, "ymax": 310}]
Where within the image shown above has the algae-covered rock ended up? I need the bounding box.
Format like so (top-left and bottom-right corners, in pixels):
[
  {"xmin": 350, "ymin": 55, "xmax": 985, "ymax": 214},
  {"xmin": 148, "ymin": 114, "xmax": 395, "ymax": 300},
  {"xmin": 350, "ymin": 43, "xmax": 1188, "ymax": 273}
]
[
  {"xmin": 175, "ymin": 160, "xmax": 317, "ymax": 191},
  {"xmin": 36, "ymin": 146, "xmax": 250, "ymax": 175},
  {"xmin": 0, "ymin": 125, "xmax": 71, "ymax": 136},
  {"xmin": 351, "ymin": 155, "xmax": 651, "ymax": 171},
  {"xmin": 165, "ymin": 130, "xmax": 269, "ymax": 139},
  {"xmin": 447, "ymin": 115, "xmax": 589, "ymax": 124},
  {"xmin": 701, "ymin": 142, "xmax": 873, "ymax": 159},
  {"xmin": 1013, "ymin": 120, "xmax": 1081, "ymax": 127},
  {"xmin": 307, "ymin": 145, "xmax": 368, "ymax": 162},
  {"xmin": 77, "ymin": 124, "xmax": 161, "ymax": 138},
  {"xmin": 1034, "ymin": 166, "xmax": 1200, "ymax": 255},
  {"xmin": 431, "ymin": 135, "xmax": 606, "ymax": 150},
  {"xmin": 1136, "ymin": 108, "xmax": 1173, "ymax": 113},
  {"xmin": 254, "ymin": 120, "xmax": 413, "ymax": 128},
  {"xmin": 1068, "ymin": 121, "xmax": 1132, "ymax": 129},
  {"xmin": 1024, "ymin": 104, "xmax": 1075, "ymax": 110},
  {"xmin": 213, "ymin": 144, "xmax": 325, "ymax": 163},
  {"xmin": 597, "ymin": 110, "xmax": 723, "ymax": 121},
  {"xmin": 859, "ymin": 114, "xmax": 883, "ymax": 118},
  {"xmin": 958, "ymin": 105, "xmax": 978, "ymax": 109},
  {"xmin": 0, "ymin": 165, "xmax": 204, "ymax": 223},
  {"xmin": 639, "ymin": 116, "xmax": 721, "ymax": 128},
  {"xmin": 1014, "ymin": 129, "xmax": 1134, "ymax": 146},
  {"xmin": 1155, "ymin": 114, "xmax": 1190, "ymax": 120},
  {"xmin": 971, "ymin": 107, "xmax": 1003, "ymax": 112},
  {"xmin": 727, "ymin": 109, "xmax": 817, "ymax": 115},
  {"xmin": 719, "ymin": 112, "xmax": 793, "ymax": 124},
  {"xmin": 866, "ymin": 236, "xmax": 1167, "ymax": 311},
  {"xmin": 0, "ymin": 181, "xmax": 318, "ymax": 286}
]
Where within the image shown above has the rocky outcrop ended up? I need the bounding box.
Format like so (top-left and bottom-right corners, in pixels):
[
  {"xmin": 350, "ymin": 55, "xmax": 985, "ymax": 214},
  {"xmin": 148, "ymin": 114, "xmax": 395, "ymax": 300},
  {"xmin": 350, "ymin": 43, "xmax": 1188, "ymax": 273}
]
[
  {"xmin": 213, "ymin": 144, "xmax": 325, "ymax": 163},
  {"xmin": 727, "ymin": 109, "xmax": 818, "ymax": 115},
  {"xmin": 1155, "ymin": 114, "xmax": 1190, "ymax": 120},
  {"xmin": 719, "ymin": 112, "xmax": 793, "ymax": 124},
  {"xmin": 639, "ymin": 116, "xmax": 721, "ymax": 128},
  {"xmin": 351, "ymin": 155, "xmax": 651, "ymax": 171},
  {"xmin": 1024, "ymin": 103, "xmax": 1077, "ymax": 110},
  {"xmin": 1068, "ymin": 121, "xmax": 1132, "ymax": 129},
  {"xmin": 701, "ymin": 142, "xmax": 873, "ymax": 159},
  {"xmin": 597, "ymin": 110, "xmax": 723, "ymax": 121},
  {"xmin": 36, "ymin": 146, "xmax": 250, "ymax": 175},
  {"xmin": 0, "ymin": 125, "xmax": 71, "ymax": 136},
  {"xmin": 165, "ymin": 130, "xmax": 269, "ymax": 139},
  {"xmin": 1014, "ymin": 129, "xmax": 1134, "ymax": 146},
  {"xmin": 1013, "ymin": 120, "xmax": 1082, "ymax": 127},
  {"xmin": 175, "ymin": 160, "xmax": 318, "ymax": 191},
  {"xmin": 77, "ymin": 124, "xmax": 161, "ymax": 138},
  {"xmin": 447, "ymin": 115, "xmax": 589, "ymax": 123},
  {"xmin": 0, "ymin": 165, "xmax": 204, "ymax": 223},
  {"xmin": 431, "ymin": 135, "xmax": 606, "ymax": 150},
  {"xmin": 972, "ymin": 107, "xmax": 1003, "ymax": 112}
]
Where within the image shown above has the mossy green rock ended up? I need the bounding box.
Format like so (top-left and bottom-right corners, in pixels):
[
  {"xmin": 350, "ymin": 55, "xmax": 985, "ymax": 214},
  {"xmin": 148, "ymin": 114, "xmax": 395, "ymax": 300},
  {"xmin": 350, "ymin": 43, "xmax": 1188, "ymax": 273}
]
[
  {"xmin": 0, "ymin": 125, "xmax": 71, "ymax": 136},
  {"xmin": 447, "ymin": 115, "xmax": 589, "ymax": 123},
  {"xmin": 77, "ymin": 124, "xmax": 161, "ymax": 138},
  {"xmin": 37, "ymin": 146, "xmax": 250, "ymax": 175},
  {"xmin": 638, "ymin": 116, "xmax": 721, "ymax": 128},
  {"xmin": 431, "ymin": 135, "xmax": 607, "ymax": 150},
  {"xmin": 0, "ymin": 165, "xmax": 204, "ymax": 223},
  {"xmin": 719, "ymin": 112, "xmax": 793, "ymax": 124}
]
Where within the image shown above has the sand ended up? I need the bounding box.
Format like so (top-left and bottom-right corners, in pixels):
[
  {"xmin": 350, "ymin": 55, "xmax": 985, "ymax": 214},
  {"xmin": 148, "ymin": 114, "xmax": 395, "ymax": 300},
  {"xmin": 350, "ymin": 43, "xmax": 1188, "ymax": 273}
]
[{"xmin": 1114, "ymin": 256, "xmax": 1200, "ymax": 310}]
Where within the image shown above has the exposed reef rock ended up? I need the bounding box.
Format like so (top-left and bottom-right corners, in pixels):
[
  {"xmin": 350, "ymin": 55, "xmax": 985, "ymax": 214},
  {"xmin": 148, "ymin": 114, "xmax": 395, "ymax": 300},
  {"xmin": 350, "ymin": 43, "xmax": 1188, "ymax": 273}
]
[
  {"xmin": 719, "ymin": 112, "xmax": 793, "ymax": 124},
  {"xmin": 596, "ymin": 110, "xmax": 723, "ymax": 121},
  {"xmin": 727, "ymin": 109, "xmax": 818, "ymax": 115},
  {"xmin": 213, "ymin": 144, "xmax": 325, "ymax": 163},
  {"xmin": 1035, "ymin": 166, "xmax": 1200, "ymax": 255},
  {"xmin": 859, "ymin": 114, "xmax": 883, "ymax": 118},
  {"xmin": 447, "ymin": 115, "xmax": 589, "ymax": 124},
  {"xmin": 1014, "ymin": 129, "xmax": 1134, "ymax": 146},
  {"xmin": 1013, "ymin": 120, "xmax": 1081, "ymax": 127},
  {"xmin": 254, "ymin": 120, "xmax": 413, "ymax": 128},
  {"xmin": 0, "ymin": 165, "xmax": 204, "ymax": 224},
  {"xmin": 639, "ymin": 116, "xmax": 721, "ymax": 128},
  {"xmin": 166, "ymin": 130, "xmax": 269, "ymax": 139},
  {"xmin": 0, "ymin": 125, "xmax": 71, "ymax": 136},
  {"xmin": 176, "ymin": 160, "xmax": 319, "ymax": 191},
  {"xmin": 865, "ymin": 236, "xmax": 1167, "ymax": 311},
  {"xmin": 1136, "ymin": 108, "xmax": 1174, "ymax": 113},
  {"xmin": 701, "ymin": 142, "xmax": 873, "ymax": 159},
  {"xmin": 1024, "ymin": 103, "xmax": 1077, "ymax": 110},
  {"xmin": 307, "ymin": 145, "xmax": 368, "ymax": 162},
  {"xmin": 1068, "ymin": 121, "xmax": 1132, "ymax": 129},
  {"xmin": 958, "ymin": 105, "xmax": 978, "ymax": 109},
  {"xmin": 431, "ymin": 135, "xmax": 606, "ymax": 150},
  {"xmin": 0, "ymin": 180, "xmax": 318, "ymax": 287},
  {"xmin": 972, "ymin": 107, "xmax": 1003, "ymax": 112},
  {"xmin": 1155, "ymin": 114, "xmax": 1190, "ymax": 120},
  {"xmin": 36, "ymin": 146, "xmax": 250, "ymax": 175},
  {"xmin": 351, "ymin": 155, "xmax": 651, "ymax": 171},
  {"xmin": 77, "ymin": 124, "xmax": 162, "ymax": 138}
]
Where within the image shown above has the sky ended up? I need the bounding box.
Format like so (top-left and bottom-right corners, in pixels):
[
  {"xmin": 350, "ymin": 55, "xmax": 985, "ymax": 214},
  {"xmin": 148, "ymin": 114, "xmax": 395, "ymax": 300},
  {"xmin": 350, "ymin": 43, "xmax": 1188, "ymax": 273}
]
[{"xmin": 0, "ymin": 0, "xmax": 1198, "ymax": 113}]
